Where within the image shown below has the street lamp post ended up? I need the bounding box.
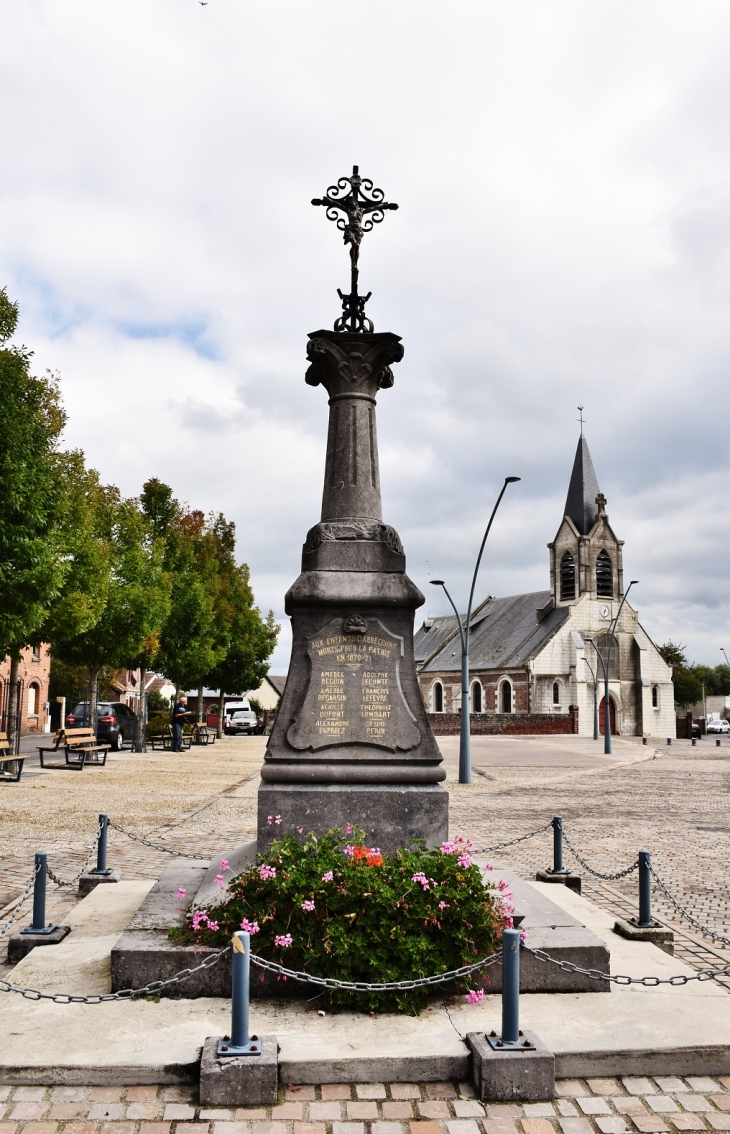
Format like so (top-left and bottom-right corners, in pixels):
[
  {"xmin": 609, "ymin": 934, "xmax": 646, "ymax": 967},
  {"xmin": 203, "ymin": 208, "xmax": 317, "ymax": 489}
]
[
  {"xmin": 586, "ymin": 580, "xmax": 639, "ymax": 755},
  {"xmin": 581, "ymin": 647, "xmax": 600, "ymax": 740},
  {"xmin": 430, "ymin": 476, "xmax": 521, "ymax": 785}
]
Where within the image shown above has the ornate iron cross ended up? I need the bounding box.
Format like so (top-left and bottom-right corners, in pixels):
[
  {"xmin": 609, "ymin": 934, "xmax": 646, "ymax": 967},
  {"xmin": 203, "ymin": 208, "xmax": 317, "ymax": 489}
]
[{"xmin": 312, "ymin": 165, "xmax": 398, "ymax": 333}]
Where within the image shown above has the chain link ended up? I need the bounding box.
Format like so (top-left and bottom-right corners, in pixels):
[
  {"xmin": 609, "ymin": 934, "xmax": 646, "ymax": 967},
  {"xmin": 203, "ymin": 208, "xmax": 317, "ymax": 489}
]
[
  {"xmin": 474, "ymin": 821, "xmax": 552, "ymax": 856},
  {"xmin": 647, "ymin": 862, "xmax": 730, "ymax": 951},
  {"xmin": 525, "ymin": 945, "xmax": 730, "ymax": 986},
  {"xmin": 108, "ymin": 820, "xmax": 210, "ymax": 860},
  {"xmin": 560, "ymin": 824, "xmax": 639, "ymax": 880},
  {"xmin": 0, "ymin": 944, "xmax": 230, "ymax": 1003},
  {"xmin": 0, "ymin": 863, "xmax": 41, "ymax": 941},
  {"xmin": 47, "ymin": 824, "xmax": 103, "ymax": 888},
  {"xmin": 249, "ymin": 950, "xmax": 502, "ymax": 991}
]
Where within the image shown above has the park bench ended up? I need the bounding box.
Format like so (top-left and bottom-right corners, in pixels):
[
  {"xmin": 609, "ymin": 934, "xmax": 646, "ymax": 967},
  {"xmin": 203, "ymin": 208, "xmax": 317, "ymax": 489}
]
[
  {"xmin": 0, "ymin": 732, "xmax": 25, "ymax": 782},
  {"xmin": 148, "ymin": 724, "xmax": 193, "ymax": 751},
  {"xmin": 38, "ymin": 727, "xmax": 109, "ymax": 769},
  {"xmin": 191, "ymin": 722, "xmax": 216, "ymax": 745}
]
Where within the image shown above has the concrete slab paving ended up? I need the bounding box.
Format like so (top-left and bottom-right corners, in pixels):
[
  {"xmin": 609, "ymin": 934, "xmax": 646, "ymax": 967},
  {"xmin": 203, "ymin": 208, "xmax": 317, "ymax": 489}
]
[{"xmin": 1, "ymin": 877, "xmax": 729, "ymax": 1086}]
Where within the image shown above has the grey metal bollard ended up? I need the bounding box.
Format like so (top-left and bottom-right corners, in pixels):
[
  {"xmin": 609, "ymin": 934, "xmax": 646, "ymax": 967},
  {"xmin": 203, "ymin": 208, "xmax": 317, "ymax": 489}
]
[
  {"xmin": 486, "ymin": 929, "xmax": 535, "ymax": 1050},
  {"xmin": 642, "ymin": 737, "xmax": 647, "ymax": 745},
  {"xmin": 667, "ymin": 738, "xmax": 672, "ymax": 745},
  {"xmin": 551, "ymin": 816, "xmax": 567, "ymax": 874},
  {"xmin": 638, "ymin": 850, "xmax": 656, "ymax": 928},
  {"xmin": 692, "ymin": 738, "xmax": 697, "ymax": 746},
  {"xmin": 218, "ymin": 931, "xmax": 261, "ymax": 1056},
  {"xmin": 717, "ymin": 739, "xmax": 721, "ymax": 747},
  {"xmin": 21, "ymin": 853, "xmax": 56, "ymax": 936},
  {"xmin": 91, "ymin": 814, "xmax": 112, "ymax": 875}
]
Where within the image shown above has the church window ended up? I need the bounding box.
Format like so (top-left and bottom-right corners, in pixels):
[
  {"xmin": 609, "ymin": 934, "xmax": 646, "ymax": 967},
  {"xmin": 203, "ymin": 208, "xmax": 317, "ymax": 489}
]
[
  {"xmin": 432, "ymin": 681, "xmax": 444, "ymax": 713},
  {"xmin": 652, "ymin": 685, "xmax": 658, "ymax": 708},
  {"xmin": 500, "ymin": 680, "xmax": 512, "ymax": 714},
  {"xmin": 560, "ymin": 552, "xmax": 576, "ymax": 600},
  {"xmin": 553, "ymin": 681, "xmax": 560, "ymax": 705},
  {"xmin": 596, "ymin": 550, "xmax": 613, "ymax": 597},
  {"xmin": 471, "ymin": 680, "xmax": 483, "ymax": 713}
]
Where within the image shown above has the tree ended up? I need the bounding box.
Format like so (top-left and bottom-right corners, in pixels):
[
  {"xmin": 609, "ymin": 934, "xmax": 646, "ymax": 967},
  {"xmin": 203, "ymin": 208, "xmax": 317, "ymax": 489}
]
[
  {"xmin": 658, "ymin": 641, "xmax": 687, "ymax": 669},
  {"xmin": 0, "ymin": 288, "xmax": 68, "ymax": 747},
  {"xmin": 658, "ymin": 641, "xmax": 702, "ymax": 710}
]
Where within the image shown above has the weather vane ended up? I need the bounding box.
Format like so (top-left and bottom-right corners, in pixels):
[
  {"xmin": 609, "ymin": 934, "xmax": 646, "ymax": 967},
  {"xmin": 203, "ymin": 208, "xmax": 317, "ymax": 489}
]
[
  {"xmin": 312, "ymin": 165, "xmax": 398, "ymax": 333},
  {"xmin": 577, "ymin": 405, "xmax": 586, "ymax": 434}
]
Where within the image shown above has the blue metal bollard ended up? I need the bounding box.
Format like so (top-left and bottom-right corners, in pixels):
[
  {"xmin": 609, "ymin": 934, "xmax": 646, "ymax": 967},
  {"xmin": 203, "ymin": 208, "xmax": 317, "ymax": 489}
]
[
  {"xmin": 551, "ymin": 816, "xmax": 567, "ymax": 874},
  {"xmin": 692, "ymin": 737, "xmax": 697, "ymax": 746},
  {"xmin": 91, "ymin": 814, "xmax": 112, "ymax": 875},
  {"xmin": 218, "ymin": 931, "xmax": 261, "ymax": 1056},
  {"xmin": 638, "ymin": 850, "xmax": 656, "ymax": 927},
  {"xmin": 21, "ymin": 853, "xmax": 56, "ymax": 936},
  {"xmin": 501, "ymin": 928, "xmax": 520, "ymax": 1044},
  {"xmin": 667, "ymin": 738, "xmax": 672, "ymax": 746},
  {"xmin": 642, "ymin": 737, "xmax": 647, "ymax": 745},
  {"xmin": 717, "ymin": 739, "xmax": 721, "ymax": 748}
]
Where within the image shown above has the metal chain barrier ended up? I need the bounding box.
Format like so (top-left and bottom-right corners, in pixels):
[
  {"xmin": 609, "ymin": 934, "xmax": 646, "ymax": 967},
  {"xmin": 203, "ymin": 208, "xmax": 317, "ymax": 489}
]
[
  {"xmin": 526, "ymin": 945, "xmax": 730, "ymax": 986},
  {"xmin": 249, "ymin": 950, "xmax": 502, "ymax": 991},
  {"xmin": 560, "ymin": 824, "xmax": 639, "ymax": 880},
  {"xmin": 474, "ymin": 820, "xmax": 553, "ymax": 856},
  {"xmin": 0, "ymin": 862, "xmax": 41, "ymax": 941},
  {"xmin": 647, "ymin": 861, "xmax": 730, "ymax": 950},
  {"xmin": 108, "ymin": 820, "xmax": 210, "ymax": 860},
  {"xmin": 47, "ymin": 823, "xmax": 103, "ymax": 888},
  {"xmin": 0, "ymin": 944, "xmax": 231, "ymax": 1003}
]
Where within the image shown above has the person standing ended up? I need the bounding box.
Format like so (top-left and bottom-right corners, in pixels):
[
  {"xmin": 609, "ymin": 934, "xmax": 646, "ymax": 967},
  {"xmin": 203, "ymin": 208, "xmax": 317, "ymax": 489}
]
[{"xmin": 171, "ymin": 695, "xmax": 191, "ymax": 752}]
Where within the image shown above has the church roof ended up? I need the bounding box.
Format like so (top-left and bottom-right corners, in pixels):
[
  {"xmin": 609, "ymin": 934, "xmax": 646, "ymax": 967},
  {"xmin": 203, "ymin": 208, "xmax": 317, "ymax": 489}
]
[
  {"xmin": 415, "ymin": 590, "xmax": 571, "ymax": 673},
  {"xmin": 564, "ymin": 434, "xmax": 601, "ymax": 535}
]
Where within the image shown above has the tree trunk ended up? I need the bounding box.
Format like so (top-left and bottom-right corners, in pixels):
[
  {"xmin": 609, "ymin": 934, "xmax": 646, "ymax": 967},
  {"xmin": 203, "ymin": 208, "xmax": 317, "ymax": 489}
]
[
  {"xmin": 88, "ymin": 665, "xmax": 100, "ymax": 734},
  {"xmin": 135, "ymin": 666, "xmax": 147, "ymax": 752},
  {"xmin": 7, "ymin": 653, "xmax": 20, "ymax": 754},
  {"xmin": 217, "ymin": 688, "xmax": 225, "ymax": 739},
  {"xmin": 197, "ymin": 682, "xmax": 205, "ymax": 724}
]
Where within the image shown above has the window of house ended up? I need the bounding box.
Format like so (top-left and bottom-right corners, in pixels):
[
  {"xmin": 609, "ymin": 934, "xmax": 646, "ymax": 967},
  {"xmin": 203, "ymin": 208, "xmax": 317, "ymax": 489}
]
[
  {"xmin": 27, "ymin": 684, "xmax": 39, "ymax": 717},
  {"xmin": 500, "ymin": 680, "xmax": 512, "ymax": 714},
  {"xmin": 433, "ymin": 681, "xmax": 444, "ymax": 713},
  {"xmin": 553, "ymin": 681, "xmax": 560, "ymax": 705},
  {"xmin": 560, "ymin": 552, "xmax": 576, "ymax": 601},
  {"xmin": 652, "ymin": 685, "xmax": 658, "ymax": 708},
  {"xmin": 471, "ymin": 681, "xmax": 483, "ymax": 713},
  {"xmin": 31, "ymin": 645, "xmax": 40, "ymax": 661},
  {"xmin": 596, "ymin": 550, "xmax": 613, "ymax": 597}
]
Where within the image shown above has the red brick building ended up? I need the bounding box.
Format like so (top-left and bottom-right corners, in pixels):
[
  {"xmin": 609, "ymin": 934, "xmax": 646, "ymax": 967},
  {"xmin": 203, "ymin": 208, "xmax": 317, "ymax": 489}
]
[{"xmin": 0, "ymin": 645, "xmax": 51, "ymax": 735}]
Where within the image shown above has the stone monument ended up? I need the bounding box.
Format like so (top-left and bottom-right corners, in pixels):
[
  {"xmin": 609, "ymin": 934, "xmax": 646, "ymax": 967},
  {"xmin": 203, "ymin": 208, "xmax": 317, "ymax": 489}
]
[{"xmin": 258, "ymin": 166, "xmax": 448, "ymax": 854}]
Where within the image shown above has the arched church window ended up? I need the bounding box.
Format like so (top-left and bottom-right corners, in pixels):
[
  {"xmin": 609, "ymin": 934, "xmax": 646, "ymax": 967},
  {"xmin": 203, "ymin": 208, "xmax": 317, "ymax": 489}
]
[
  {"xmin": 553, "ymin": 681, "xmax": 560, "ymax": 705},
  {"xmin": 471, "ymin": 681, "xmax": 482, "ymax": 713},
  {"xmin": 596, "ymin": 550, "xmax": 613, "ymax": 597},
  {"xmin": 500, "ymin": 680, "xmax": 512, "ymax": 714},
  {"xmin": 433, "ymin": 681, "xmax": 444, "ymax": 713},
  {"xmin": 560, "ymin": 552, "xmax": 576, "ymax": 600}
]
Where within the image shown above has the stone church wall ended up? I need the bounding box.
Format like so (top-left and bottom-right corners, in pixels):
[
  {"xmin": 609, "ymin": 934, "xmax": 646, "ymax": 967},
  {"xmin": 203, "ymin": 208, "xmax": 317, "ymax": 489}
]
[{"xmin": 427, "ymin": 709, "xmax": 578, "ymax": 736}]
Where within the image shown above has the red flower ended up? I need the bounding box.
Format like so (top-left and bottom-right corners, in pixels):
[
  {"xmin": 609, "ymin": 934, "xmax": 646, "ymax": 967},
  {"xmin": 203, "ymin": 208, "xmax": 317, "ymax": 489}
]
[
  {"xmin": 366, "ymin": 852, "xmax": 383, "ymax": 867},
  {"xmin": 352, "ymin": 846, "xmax": 369, "ymax": 861}
]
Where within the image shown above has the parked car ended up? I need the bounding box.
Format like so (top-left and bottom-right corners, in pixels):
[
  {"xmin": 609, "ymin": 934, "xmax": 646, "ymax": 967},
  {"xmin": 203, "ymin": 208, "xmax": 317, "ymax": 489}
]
[
  {"xmin": 223, "ymin": 702, "xmax": 261, "ymax": 735},
  {"xmin": 706, "ymin": 718, "xmax": 730, "ymax": 734},
  {"xmin": 65, "ymin": 701, "xmax": 138, "ymax": 750}
]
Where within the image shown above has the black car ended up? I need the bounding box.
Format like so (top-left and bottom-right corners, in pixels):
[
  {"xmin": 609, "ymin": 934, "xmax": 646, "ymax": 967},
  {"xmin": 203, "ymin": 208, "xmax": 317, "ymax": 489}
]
[{"xmin": 66, "ymin": 701, "xmax": 138, "ymax": 751}]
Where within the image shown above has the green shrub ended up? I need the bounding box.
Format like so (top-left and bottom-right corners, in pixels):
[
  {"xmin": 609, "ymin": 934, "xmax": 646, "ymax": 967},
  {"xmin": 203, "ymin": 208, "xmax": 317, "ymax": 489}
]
[
  {"xmin": 146, "ymin": 713, "xmax": 169, "ymax": 735},
  {"xmin": 147, "ymin": 690, "xmax": 170, "ymax": 715},
  {"xmin": 174, "ymin": 826, "xmax": 508, "ymax": 1013}
]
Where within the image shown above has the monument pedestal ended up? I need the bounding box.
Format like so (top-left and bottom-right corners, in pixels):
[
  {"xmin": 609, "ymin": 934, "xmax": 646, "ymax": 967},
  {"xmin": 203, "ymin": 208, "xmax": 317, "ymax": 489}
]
[{"xmin": 258, "ymin": 783, "xmax": 448, "ymax": 855}]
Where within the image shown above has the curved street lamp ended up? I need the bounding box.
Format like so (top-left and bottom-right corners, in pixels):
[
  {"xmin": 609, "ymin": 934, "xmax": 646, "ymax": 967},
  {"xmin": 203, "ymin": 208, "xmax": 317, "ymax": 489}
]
[
  {"xmin": 580, "ymin": 646, "xmax": 600, "ymax": 741},
  {"xmin": 429, "ymin": 476, "xmax": 521, "ymax": 784},
  {"xmin": 586, "ymin": 580, "xmax": 639, "ymax": 755}
]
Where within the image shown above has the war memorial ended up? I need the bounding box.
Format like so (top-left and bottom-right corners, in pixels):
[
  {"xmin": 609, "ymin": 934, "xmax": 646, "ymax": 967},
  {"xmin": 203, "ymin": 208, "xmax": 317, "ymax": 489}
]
[{"xmin": 1, "ymin": 169, "xmax": 730, "ymax": 1109}]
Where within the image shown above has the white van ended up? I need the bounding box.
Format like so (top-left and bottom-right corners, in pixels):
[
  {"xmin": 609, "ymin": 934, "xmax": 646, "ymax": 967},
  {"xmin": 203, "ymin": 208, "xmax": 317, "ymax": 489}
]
[{"xmin": 223, "ymin": 701, "xmax": 259, "ymax": 735}]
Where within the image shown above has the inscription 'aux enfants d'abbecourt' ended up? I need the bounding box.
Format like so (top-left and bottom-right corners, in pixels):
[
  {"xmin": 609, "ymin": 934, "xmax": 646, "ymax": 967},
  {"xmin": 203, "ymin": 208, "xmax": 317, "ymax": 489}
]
[{"xmin": 311, "ymin": 634, "xmax": 395, "ymax": 659}]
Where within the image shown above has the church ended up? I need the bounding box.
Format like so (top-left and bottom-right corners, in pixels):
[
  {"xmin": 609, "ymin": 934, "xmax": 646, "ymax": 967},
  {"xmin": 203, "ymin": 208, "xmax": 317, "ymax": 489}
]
[{"xmin": 414, "ymin": 435, "xmax": 675, "ymax": 738}]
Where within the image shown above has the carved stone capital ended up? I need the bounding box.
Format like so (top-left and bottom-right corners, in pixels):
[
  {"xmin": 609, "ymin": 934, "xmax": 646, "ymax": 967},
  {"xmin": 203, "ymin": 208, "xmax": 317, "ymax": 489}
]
[{"xmin": 305, "ymin": 330, "xmax": 404, "ymax": 399}]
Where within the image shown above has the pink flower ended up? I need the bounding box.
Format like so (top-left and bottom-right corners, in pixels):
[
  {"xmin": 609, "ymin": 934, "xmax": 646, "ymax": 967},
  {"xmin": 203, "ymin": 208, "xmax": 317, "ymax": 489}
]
[
  {"xmin": 322, "ymin": 870, "xmax": 334, "ymax": 882},
  {"xmin": 177, "ymin": 888, "xmax": 186, "ymax": 898},
  {"xmin": 440, "ymin": 841, "xmax": 456, "ymax": 855},
  {"xmin": 519, "ymin": 928, "xmax": 529, "ymax": 943},
  {"xmin": 275, "ymin": 933, "xmax": 293, "ymax": 947},
  {"xmin": 345, "ymin": 822, "xmax": 353, "ymax": 835},
  {"xmin": 214, "ymin": 874, "xmax": 225, "ymax": 887},
  {"xmin": 298, "ymin": 827, "xmax": 304, "ymax": 834},
  {"xmin": 411, "ymin": 872, "xmax": 435, "ymax": 891},
  {"xmin": 343, "ymin": 845, "xmax": 355, "ymax": 857},
  {"xmin": 301, "ymin": 900, "xmax": 315, "ymax": 911},
  {"xmin": 439, "ymin": 901, "xmax": 449, "ymax": 910},
  {"xmin": 465, "ymin": 988, "xmax": 484, "ymax": 1005},
  {"xmin": 483, "ymin": 863, "xmax": 494, "ymax": 872},
  {"xmin": 259, "ymin": 864, "xmax": 277, "ymax": 881},
  {"xmin": 219, "ymin": 859, "xmax": 229, "ymax": 871},
  {"xmin": 207, "ymin": 920, "xmax": 219, "ymax": 931},
  {"xmin": 191, "ymin": 909, "xmax": 209, "ymax": 931},
  {"xmin": 497, "ymin": 879, "xmax": 510, "ymax": 892},
  {"xmin": 457, "ymin": 853, "xmax": 471, "ymax": 868},
  {"xmin": 240, "ymin": 917, "xmax": 260, "ymax": 934},
  {"xmin": 275, "ymin": 815, "xmax": 282, "ymax": 824},
  {"xmin": 266, "ymin": 815, "xmax": 274, "ymax": 826}
]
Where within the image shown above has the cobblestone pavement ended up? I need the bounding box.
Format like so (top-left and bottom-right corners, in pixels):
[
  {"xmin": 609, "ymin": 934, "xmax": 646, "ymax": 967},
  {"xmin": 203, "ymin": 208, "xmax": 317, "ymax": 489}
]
[
  {"xmin": 1, "ymin": 735, "xmax": 729, "ymax": 991},
  {"xmin": 0, "ymin": 1076, "xmax": 730, "ymax": 1134}
]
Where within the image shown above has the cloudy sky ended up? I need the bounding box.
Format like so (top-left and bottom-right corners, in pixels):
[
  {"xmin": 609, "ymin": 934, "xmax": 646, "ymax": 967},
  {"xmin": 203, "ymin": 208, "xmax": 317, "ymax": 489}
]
[{"xmin": 2, "ymin": 1, "xmax": 729, "ymax": 672}]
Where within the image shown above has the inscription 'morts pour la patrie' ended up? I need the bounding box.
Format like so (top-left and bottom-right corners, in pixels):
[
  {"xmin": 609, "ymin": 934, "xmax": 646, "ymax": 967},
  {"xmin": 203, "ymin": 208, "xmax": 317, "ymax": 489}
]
[{"xmin": 287, "ymin": 617, "xmax": 420, "ymax": 753}]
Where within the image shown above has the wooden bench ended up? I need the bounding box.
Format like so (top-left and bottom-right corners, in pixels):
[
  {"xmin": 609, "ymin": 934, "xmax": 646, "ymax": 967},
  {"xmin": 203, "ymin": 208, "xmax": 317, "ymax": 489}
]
[
  {"xmin": 0, "ymin": 732, "xmax": 25, "ymax": 782},
  {"xmin": 191, "ymin": 723, "xmax": 216, "ymax": 746},
  {"xmin": 63, "ymin": 727, "xmax": 110, "ymax": 766}
]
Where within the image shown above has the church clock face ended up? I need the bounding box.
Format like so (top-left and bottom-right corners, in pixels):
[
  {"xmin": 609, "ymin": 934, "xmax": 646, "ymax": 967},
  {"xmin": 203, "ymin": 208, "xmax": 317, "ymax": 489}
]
[{"xmin": 599, "ymin": 604, "xmax": 610, "ymax": 619}]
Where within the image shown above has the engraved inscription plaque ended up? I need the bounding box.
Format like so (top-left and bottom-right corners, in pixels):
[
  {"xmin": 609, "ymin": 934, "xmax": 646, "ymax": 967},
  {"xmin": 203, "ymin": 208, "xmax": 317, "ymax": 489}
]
[{"xmin": 287, "ymin": 617, "xmax": 420, "ymax": 753}]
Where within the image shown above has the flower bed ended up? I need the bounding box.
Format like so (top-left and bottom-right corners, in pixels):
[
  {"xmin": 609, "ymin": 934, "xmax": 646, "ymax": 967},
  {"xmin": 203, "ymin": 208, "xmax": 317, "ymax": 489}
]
[{"xmin": 174, "ymin": 826, "xmax": 517, "ymax": 1013}]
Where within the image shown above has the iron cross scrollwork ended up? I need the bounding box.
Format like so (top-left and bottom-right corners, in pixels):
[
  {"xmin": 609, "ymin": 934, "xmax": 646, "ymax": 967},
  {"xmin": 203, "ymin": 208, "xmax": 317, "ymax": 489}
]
[{"xmin": 312, "ymin": 165, "xmax": 398, "ymax": 333}]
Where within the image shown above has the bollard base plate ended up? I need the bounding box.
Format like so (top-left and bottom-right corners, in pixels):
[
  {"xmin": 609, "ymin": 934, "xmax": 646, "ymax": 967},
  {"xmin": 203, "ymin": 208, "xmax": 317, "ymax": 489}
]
[
  {"xmin": 8, "ymin": 924, "xmax": 70, "ymax": 963},
  {"xmin": 487, "ymin": 1030, "xmax": 536, "ymax": 1052},
  {"xmin": 535, "ymin": 869, "xmax": 582, "ymax": 895},
  {"xmin": 200, "ymin": 1034, "xmax": 277, "ymax": 1106},
  {"xmin": 613, "ymin": 917, "xmax": 674, "ymax": 956},
  {"xmin": 217, "ymin": 1036, "xmax": 262, "ymax": 1057},
  {"xmin": 79, "ymin": 869, "xmax": 122, "ymax": 898},
  {"xmin": 468, "ymin": 1029, "xmax": 554, "ymax": 1101}
]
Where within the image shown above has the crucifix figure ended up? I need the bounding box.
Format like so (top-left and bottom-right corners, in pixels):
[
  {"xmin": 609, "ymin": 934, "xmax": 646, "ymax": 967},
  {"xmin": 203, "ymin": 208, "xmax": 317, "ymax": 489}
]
[{"xmin": 312, "ymin": 165, "xmax": 398, "ymax": 333}]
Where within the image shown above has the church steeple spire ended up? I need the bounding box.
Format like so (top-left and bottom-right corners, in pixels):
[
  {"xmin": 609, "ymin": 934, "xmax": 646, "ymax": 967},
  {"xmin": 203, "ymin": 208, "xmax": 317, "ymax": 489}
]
[{"xmin": 564, "ymin": 433, "xmax": 601, "ymax": 536}]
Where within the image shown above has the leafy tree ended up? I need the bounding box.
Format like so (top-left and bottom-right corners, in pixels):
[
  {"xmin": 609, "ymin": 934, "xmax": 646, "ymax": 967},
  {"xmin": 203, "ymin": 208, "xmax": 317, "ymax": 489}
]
[
  {"xmin": 658, "ymin": 641, "xmax": 687, "ymax": 669},
  {"xmin": 147, "ymin": 689, "xmax": 170, "ymax": 715},
  {"xmin": 692, "ymin": 663, "xmax": 730, "ymax": 697},
  {"xmin": 0, "ymin": 288, "xmax": 69, "ymax": 746},
  {"xmin": 658, "ymin": 641, "xmax": 703, "ymax": 710}
]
